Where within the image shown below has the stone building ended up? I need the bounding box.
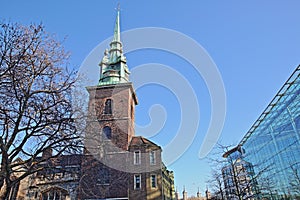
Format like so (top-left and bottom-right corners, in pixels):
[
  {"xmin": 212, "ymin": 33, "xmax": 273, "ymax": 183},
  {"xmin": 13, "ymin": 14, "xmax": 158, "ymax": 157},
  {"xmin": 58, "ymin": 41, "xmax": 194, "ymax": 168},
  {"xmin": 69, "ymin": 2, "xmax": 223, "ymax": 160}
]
[
  {"xmin": 174, "ymin": 188, "xmax": 210, "ymax": 200},
  {"xmin": 14, "ymin": 8, "xmax": 175, "ymax": 200}
]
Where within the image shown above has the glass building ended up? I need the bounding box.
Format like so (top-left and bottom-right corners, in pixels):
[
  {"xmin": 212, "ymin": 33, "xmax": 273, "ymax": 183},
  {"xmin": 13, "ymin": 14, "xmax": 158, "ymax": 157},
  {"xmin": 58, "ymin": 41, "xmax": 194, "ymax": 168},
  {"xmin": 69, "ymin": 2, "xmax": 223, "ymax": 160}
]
[
  {"xmin": 222, "ymin": 146, "xmax": 259, "ymax": 200},
  {"xmin": 238, "ymin": 65, "xmax": 300, "ymax": 199}
]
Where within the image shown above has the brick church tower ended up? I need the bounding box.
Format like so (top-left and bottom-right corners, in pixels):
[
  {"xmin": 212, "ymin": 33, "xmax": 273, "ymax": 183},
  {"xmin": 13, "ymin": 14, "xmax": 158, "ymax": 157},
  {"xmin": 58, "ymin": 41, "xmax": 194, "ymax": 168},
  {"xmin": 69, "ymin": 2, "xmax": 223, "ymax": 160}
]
[
  {"xmin": 85, "ymin": 8, "xmax": 138, "ymax": 154},
  {"xmin": 79, "ymin": 7, "xmax": 175, "ymax": 200},
  {"xmin": 79, "ymin": 8, "xmax": 138, "ymax": 199}
]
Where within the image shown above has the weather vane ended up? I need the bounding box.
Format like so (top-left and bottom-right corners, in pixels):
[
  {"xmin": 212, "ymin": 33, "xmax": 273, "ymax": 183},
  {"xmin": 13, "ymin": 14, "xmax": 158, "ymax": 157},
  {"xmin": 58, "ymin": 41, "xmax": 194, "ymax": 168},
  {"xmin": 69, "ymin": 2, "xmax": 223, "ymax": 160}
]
[{"xmin": 116, "ymin": 2, "xmax": 121, "ymax": 12}]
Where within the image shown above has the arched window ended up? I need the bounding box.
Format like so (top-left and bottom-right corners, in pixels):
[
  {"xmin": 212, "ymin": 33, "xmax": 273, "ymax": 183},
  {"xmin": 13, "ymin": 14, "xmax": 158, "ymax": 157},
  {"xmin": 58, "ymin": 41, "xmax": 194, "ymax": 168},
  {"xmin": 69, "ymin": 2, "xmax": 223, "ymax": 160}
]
[
  {"xmin": 41, "ymin": 187, "xmax": 68, "ymax": 200},
  {"xmin": 103, "ymin": 126, "xmax": 112, "ymax": 139},
  {"xmin": 104, "ymin": 99, "xmax": 113, "ymax": 114}
]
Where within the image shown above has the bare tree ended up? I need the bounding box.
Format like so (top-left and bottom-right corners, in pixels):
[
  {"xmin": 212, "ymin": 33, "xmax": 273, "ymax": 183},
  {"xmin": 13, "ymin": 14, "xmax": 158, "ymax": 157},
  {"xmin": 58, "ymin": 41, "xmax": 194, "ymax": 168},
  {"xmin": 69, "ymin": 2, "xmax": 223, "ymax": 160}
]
[
  {"xmin": 258, "ymin": 175, "xmax": 277, "ymax": 200},
  {"xmin": 207, "ymin": 169, "xmax": 225, "ymax": 200},
  {"xmin": 289, "ymin": 164, "xmax": 300, "ymax": 199},
  {"xmin": 208, "ymin": 143, "xmax": 265, "ymax": 200},
  {"xmin": 0, "ymin": 22, "xmax": 83, "ymax": 199}
]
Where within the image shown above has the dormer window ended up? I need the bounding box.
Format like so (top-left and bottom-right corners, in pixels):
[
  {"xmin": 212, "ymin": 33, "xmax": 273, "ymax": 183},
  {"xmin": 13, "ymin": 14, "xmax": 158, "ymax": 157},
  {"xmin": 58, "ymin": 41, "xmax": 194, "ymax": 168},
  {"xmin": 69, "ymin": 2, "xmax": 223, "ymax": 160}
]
[{"xmin": 104, "ymin": 99, "xmax": 113, "ymax": 114}]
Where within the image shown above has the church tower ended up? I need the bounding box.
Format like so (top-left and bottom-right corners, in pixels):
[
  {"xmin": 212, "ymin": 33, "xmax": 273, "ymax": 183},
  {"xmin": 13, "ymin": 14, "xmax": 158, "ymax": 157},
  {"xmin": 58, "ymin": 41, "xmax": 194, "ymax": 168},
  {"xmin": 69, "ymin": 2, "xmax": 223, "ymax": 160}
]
[
  {"xmin": 85, "ymin": 7, "xmax": 138, "ymax": 153},
  {"xmin": 205, "ymin": 188, "xmax": 211, "ymax": 200},
  {"xmin": 175, "ymin": 188, "xmax": 180, "ymax": 200},
  {"xmin": 183, "ymin": 186, "xmax": 188, "ymax": 200},
  {"xmin": 80, "ymin": 8, "xmax": 138, "ymax": 199},
  {"xmin": 197, "ymin": 187, "xmax": 201, "ymax": 198},
  {"xmin": 80, "ymin": 6, "xmax": 175, "ymax": 200}
]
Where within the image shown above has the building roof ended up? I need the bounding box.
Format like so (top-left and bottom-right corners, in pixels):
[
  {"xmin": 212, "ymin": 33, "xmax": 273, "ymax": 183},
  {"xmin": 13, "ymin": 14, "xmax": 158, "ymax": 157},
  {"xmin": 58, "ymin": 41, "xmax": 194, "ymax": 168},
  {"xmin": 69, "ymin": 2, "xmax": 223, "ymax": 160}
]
[
  {"xmin": 129, "ymin": 136, "xmax": 161, "ymax": 149},
  {"xmin": 222, "ymin": 145, "xmax": 243, "ymax": 158}
]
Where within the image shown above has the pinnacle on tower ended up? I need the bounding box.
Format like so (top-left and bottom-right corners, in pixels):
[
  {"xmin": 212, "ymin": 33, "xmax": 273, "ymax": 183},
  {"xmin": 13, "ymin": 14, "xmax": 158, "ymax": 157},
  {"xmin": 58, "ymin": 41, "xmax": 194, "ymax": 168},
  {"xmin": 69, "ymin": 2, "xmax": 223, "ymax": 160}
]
[{"xmin": 98, "ymin": 4, "xmax": 130, "ymax": 85}]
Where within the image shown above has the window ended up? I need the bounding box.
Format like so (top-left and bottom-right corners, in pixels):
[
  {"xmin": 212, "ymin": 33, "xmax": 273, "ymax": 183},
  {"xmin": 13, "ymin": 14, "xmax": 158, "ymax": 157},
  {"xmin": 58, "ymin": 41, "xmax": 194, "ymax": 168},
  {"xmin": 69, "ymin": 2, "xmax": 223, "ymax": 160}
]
[
  {"xmin": 103, "ymin": 126, "xmax": 112, "ymax": 139},
  {"xmin": 134, "ymin": 151, "xmax": 141, "ymax": 165},
  {"xmin": 98, "ymin": 168, "xmax": 110, "ymax": 185},
  {"xmin": 134, "ymin": 174, "xmax": 141, "ymax": 190},
  {"xmin": 151, "ymin": 174, "xmax": 157, "ymax": 188},
  {"xmin": 149, "ymin": 151, "xmax": 156, "ymax": 165},
  {"xmin": 104, "ymin": 99, "xmax": 113, "ymax": 114},
  {"xmin": 41, "ymin": 188, "xmax": 68, "ymax": 200}
]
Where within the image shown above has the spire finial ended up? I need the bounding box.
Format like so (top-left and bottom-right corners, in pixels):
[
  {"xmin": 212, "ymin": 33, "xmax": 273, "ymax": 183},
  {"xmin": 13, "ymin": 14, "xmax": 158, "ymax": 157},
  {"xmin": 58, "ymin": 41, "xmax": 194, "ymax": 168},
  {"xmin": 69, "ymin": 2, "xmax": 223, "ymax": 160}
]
[
  {"xmin": 116, "ymin": 2, "xmax": 121, "ymax": 12},
  {"xmin": 113, "ymin": 3, "xmax": 121, "ymax": 43}
]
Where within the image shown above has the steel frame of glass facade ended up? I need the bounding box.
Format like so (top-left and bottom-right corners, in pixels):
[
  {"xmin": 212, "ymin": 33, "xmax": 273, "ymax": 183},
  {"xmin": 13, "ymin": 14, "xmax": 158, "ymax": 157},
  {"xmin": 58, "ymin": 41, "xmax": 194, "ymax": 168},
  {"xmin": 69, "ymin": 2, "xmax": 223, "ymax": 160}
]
[{"xmin": 238, "ymin": 65, "xmax": 300, "ymax": 199}]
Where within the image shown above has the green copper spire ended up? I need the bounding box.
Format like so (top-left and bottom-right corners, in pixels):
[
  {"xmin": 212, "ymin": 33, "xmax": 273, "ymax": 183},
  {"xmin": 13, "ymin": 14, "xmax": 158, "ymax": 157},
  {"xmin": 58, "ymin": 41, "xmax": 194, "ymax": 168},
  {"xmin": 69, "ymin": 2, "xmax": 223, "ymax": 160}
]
[
  {"xmin": 98, "ymin": 4, "xmax": 130, "ymax": 85},
  {"xmin": 113, "ymin": 8, "xmax": 120, "ymax": 43}
]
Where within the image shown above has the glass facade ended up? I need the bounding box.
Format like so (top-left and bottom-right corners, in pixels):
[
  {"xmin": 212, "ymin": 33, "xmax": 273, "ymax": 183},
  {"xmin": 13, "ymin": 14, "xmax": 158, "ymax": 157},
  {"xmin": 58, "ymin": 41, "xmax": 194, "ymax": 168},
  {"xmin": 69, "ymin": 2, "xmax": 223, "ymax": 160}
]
[
  {"xmin": 239, "ymin": 65, "xmax": 300, "ymax": 199},
  {"xmin": 222, "ymin": 147, "xmax": 259, "ymax": 200}
]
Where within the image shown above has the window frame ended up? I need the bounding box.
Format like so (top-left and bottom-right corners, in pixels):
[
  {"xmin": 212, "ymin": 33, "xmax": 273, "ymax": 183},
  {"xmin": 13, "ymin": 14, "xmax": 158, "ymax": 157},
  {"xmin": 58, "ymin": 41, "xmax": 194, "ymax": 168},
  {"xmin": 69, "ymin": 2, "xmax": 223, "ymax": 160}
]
[
  {"xmin": 150, "ymin": 174, "xmax": 157, "ymax": 188},
  {"xmin": 134, "ymin": 150, "xmax": 141, "ymax": 165},
  {"xmin": 149, "ymin": 150, "xmax": 156, "ymax": 165},
  {"xmin": 41, "ymin": 187, "xmax": 68, "ymax": 200}
]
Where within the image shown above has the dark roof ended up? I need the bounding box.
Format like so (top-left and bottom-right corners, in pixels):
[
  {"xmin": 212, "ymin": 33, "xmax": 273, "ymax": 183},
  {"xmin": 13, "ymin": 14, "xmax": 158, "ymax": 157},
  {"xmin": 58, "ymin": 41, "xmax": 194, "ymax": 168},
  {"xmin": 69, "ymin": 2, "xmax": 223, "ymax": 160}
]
[
  {"xmin": 222, "ymin": 145, "xmax": 243, "ymax": 158},
  {"xmin": 38, "ymin": 154, "xmax": 84, "ymax": 168},
  {"xmin": 36, "ymin": 154, "xmax": 84, "ymax": 176},
  {"xmin": 54, "ymin": 154, "xmax": 83, "ymax": 166},
  {"xmin": 129, "ymin": 136, "xmax": 161, "ymax": 149}
]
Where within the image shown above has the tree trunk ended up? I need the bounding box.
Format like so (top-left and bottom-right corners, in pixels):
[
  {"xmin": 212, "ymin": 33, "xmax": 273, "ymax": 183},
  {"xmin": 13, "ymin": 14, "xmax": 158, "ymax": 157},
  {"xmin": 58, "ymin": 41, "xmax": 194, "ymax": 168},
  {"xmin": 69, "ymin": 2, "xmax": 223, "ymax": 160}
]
[{"xmin": 0, "ymin": 179, "xmax": 10, "ymax": 200}]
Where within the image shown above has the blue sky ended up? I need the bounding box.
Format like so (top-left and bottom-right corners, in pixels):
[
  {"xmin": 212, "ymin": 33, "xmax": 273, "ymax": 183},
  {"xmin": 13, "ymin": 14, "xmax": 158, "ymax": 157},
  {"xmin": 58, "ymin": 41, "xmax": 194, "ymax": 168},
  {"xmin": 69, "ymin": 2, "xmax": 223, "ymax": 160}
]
[{"xmin": 2, "ymin": 0, "xmax": 300, "ymax": 197}]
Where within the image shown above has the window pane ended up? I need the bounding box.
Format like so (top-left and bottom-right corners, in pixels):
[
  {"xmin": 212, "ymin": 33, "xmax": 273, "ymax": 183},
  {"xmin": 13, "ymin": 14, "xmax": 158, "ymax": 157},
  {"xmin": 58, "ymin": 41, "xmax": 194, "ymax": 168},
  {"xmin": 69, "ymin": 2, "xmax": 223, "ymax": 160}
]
[
  {"xmin": 134, "ymin": 151, "xmax": 140, "ymax": 165},
  {"xmin": 103, "ymin": 126, "xmax": 112, "ymax": 139},
  {"xmin": 151, "ymin": 174, "xmax": 157, "ymax": 188},
  {"xmin": 98, "ymin": 168, "xmax": 110, "ymax": 184},
  {"xmin": 134, "ymin": 175, "xmax": 141, "ymax": 189},
  {"xmin": 150, "ymin": 151, "xmax": 156, "ymax": 165},
  {"xmin": 41, "ymin": 188, "xmax": 67, "ymax": 200}
]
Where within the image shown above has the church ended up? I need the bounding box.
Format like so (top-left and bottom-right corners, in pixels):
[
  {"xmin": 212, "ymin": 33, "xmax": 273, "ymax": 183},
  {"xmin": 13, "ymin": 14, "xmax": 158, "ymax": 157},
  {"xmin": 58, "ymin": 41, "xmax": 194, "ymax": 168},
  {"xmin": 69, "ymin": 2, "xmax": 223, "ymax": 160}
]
[{"xmin": 14, "ymin": 8, "xmax": 175, "ymax": 200}]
